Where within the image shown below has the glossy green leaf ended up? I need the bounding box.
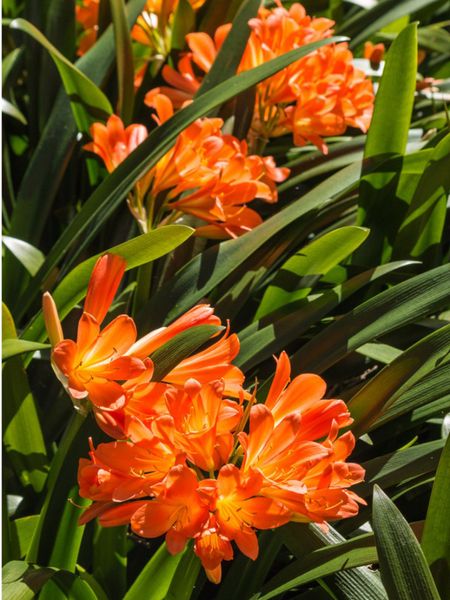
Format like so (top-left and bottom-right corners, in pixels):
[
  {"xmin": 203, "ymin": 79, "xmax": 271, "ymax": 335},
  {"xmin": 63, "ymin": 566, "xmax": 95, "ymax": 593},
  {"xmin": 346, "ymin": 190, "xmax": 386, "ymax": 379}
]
[
  {"xmin": 237, "ymin": 261, "xmax": 416, "ymax": 371},
  {"xmin": 217, "ymin": 531, "xmax": 284, "ymax": 600},
  {"xmin": 164, "ymin": 548, "xmax": 201, "ymax": 600},
  {"xmin": 393, "ymin": 133, "xmax": 450, "ymax": 266},
  {"xmin": 2, "ymin": 306, "xmax": 48, "ymax": 493},
  {"xmin": 290, "ymin": 264, "xmax": 450, "ymax": 375},
  {"xmin": 3, "ymin": 561, "xmax": 56, "ymax": 600},
  {"xmin": 348, "ymin": 324, "xmax": 450, "ymax": 436},
  {"xmin": 150, "ymin": 325, "xmax": 223, "ymax": 381},
  {"xmin": 17, "ymin": 35, "xmax": 345, "ymax": 319},
  {"xmin": 421, "ymin": 434, "xmax": 450, "ymax": 597},
  {"xmin": 123, "ymin": 542, "xmax": 187, "ymax": 600},
  {"xmin": 257, "ymin": 534, "xmax": 379, "ymax": 600},
  {"xmin": 26, "ymin": 412, "xmax": 87, "ymax": 564},
  {"xmin": 38, "ymin": 0, "xmax": 76, "ymax": 130},
  {"xmin": 2, "ymin": 339, "xmax": 50, "ymax": 360},
  {"xmin": 22, "ymin": 225, "xmax": 194, "ymax": 344},
  {"xmin": 8, "ymin": 516, "xmax": 39, "ymax": 559},
  {"xmin": 256, "ymin": 226, "xmax": 369, "ymax": 320},
  {"xmin": 10, "ymin": 18, "xmax": 112, "ymax": 133},
  {"xmin": 2, "ymin": 236, "xmax": 45, "ymax": 276},
  {"xmin": 356, "ymin": 342, "xmax": 402, "ymax": 364},
  {"xmin": 109, "ymin": 0, "xmax": 134, "ymax": 123},
  {"xmin": 372, "ymin": 485, "xmax": 441, "ymax": 600},
  {"xmin": 145, "ymin": 161, "xmax": 362, "ymax": 329},
  {"xmin": 196, "ymin": 0, "xmax": 261, "ymax": 96},
  {"xmin": 355, "ymin": 23, "xmax": 418, "ymax": 266}
]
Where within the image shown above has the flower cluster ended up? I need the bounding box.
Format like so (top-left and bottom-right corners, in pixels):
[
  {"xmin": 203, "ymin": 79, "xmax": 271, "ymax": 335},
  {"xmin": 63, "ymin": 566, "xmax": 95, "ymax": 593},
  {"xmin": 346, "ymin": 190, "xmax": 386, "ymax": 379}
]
[
  {"xmin": 152, "ymin": 2, "xmax": 374, "ymax": 153},
  {"xmin": 84, "ymin": 98, "xmax": 289, "ymax": 238},
  {"xmin": 44, "ymin": 255, "xmax": 365, "ymax": 584}
]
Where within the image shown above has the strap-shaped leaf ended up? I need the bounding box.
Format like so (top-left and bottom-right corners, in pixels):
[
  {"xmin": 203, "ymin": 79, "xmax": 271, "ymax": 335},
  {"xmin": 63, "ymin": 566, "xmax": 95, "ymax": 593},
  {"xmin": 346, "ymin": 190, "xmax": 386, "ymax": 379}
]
[
  {"xmin": 372, "ymin": 485, "xmax": 440, "ymax": 600},
  {"xmin": 255, "ymin": 533, "xmax": 379, "ymax": 600},
  {"xmin": 123, "ymin": 543, "xmax": 187, "ymax": 600},
  {"xmin": 2, "ymin": 236, "xmax": 45, "ymax": 276},
  {"xmin": 393, "ymin": 133, "xmax": 450, "ymax": 266},
  {"xmin": 2, "ymin": 339, "xmax": 50, "ymax": 360},
  {"xmin": 144, "ymin": 161, "xmax": 362, "ymax": 329},
  {"xmin": 256, "ymin": 226, "xmax": 369, "ymax": 320},
  {"xmin": 10, "ymin": 18, "xmax": 113, "ymax": 133},
  {"xmin": 236, "ymin": 261, "xmax": 416, "ymax": 372},
  {"xmin": 348, "ymin": 324, "xmax": 450, "ymax": 436},
  {"xmin": 150, "ymin": 325, "xmax": 223, "ymax": 381},
  {"xmin": 355, "ymin": 23, "xmax": 418, "ymax": 266},
  {"xmin": 290, "ymin": 264, "xmax": 450, "ymax": 375},
  {"xmin": 109, "ymin": 0, "xmax": 135, "ymax": 124},
  {"xmin": 421, "ymin": 435, "xmax": 450, "ymax": 598}
]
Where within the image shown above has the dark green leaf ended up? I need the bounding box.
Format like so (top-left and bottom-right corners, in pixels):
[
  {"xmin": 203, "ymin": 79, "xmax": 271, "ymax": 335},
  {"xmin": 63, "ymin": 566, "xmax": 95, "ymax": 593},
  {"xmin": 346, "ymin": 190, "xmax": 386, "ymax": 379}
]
[
  {"xmin": 150, "ymin": 325, "xmax": 222, "ymax": 381},
  {"xmin": 196, "ymin": 0, "xmax": 261, "ymax": 96},
  {"xmin": 290, "ymin": 264, "xmax": 450, "ymax": 375},
  {"xmin": 372, "ymin": 485, "xmax": 440, "ymax": 600},
  {"xmin": 109, "ymin": 0, "xmax": 135, "ymax": 124},
  {"xmin": 145, "ymin": 161, "xmax": 362, "ymax": 329},
  {"xmin": 123, "ymin": 543, "xmax": 187, "ymax": 600},
  {"xmin": 237, "ymin": 261, "xmax": 416, "ymax": 372},
  {"xmin": 10, "ymin": 18, "xmax": 112, "ymax": 133},
  {"xmin": 421, "ymin": 435, "xmax": 450, "ymax": 597},
  {"xmin": 348, "ymin": 324, "xmax": 450, "ymax": 436},
  {"xmin": 393, "ymin": 133, "xmax": 450, "ymax": 266}
]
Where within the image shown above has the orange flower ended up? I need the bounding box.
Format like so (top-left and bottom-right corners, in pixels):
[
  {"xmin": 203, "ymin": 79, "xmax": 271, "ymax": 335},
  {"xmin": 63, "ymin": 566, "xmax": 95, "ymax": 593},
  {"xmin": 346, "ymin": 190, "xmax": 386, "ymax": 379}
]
[
  {"xmin": 151, "ymin": 379, "xmax": 242, "ymax": 472},
  {"xmin": 44, "ymin": 254, "xmax": 150, "ymax": 412},
  {"xmin": 364, "ymin": 41, "xmax": 385, "ymax": 69},
  {"xmin": 130, "ymin": 465, "xmax": 210, "ymax": 553},
  {"xmin": 194, "ymin": 515, "xmax": 233, "ymax": 584},
  {"xmin": 76, "ymin": 0, "xmax": 100, "ymax": 56},
  {"xmin": 78, "ymin": 436, "xmax": 182, "ymax": 503},
  {"xmin": 238, "ymin": 352, "xmax": 365, "ymax": 524},
  {"xmin": 84, "ymin": 114, "xmax": 148, "ymax": 173}
]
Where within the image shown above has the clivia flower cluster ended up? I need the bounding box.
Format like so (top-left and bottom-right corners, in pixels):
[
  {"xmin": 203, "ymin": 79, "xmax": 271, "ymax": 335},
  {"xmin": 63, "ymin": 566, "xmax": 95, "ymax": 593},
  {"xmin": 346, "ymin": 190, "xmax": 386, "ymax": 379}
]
[
  {"xmin": 44, "ymin": 254, "xmax": 366, "ymax": 584},
  {"xmin": 151, "ymin": 1, "xmax": 375, "ymax": 153},
  {"xmin": 84, "ymin": 97, "xmax": 289, "ymax": 238},
  {"xmin": 80, "ymin": 1, "xmax": 375, "ymax": 238}
]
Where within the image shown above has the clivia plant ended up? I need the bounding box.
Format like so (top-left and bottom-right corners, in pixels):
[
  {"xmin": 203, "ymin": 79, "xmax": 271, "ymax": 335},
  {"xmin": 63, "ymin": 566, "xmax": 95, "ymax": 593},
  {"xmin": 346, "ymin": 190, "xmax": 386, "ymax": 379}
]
[{"xmin": 2, "ymin": 1, "xmax": 449, "ymax": 599}]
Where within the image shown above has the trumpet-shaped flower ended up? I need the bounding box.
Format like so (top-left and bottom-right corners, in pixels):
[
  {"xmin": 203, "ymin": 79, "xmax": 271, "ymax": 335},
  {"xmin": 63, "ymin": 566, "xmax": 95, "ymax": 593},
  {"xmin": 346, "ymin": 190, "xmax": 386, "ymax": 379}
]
[
  {"xmin": 44, "ymin": 254, "xmax": 150, "ymax": 412},
  {"xmin": 84, "ymin": 114, "xmax": 148, "ymax": 173}
]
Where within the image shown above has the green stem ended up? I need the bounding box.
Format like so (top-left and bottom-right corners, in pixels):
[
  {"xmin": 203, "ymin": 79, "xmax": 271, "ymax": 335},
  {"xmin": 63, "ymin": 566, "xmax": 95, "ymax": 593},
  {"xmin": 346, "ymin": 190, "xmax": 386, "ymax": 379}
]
[{"xmin": 26, "ymin": 410, "xmax": 86, "ymax": 563}]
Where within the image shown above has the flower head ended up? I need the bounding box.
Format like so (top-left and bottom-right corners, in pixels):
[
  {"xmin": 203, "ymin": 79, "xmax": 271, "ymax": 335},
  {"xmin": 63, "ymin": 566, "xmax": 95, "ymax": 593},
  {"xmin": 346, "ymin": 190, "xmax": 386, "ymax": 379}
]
[{"xmin": 76, "ymin": 0, "xmax": 100, "ymax": 56}]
